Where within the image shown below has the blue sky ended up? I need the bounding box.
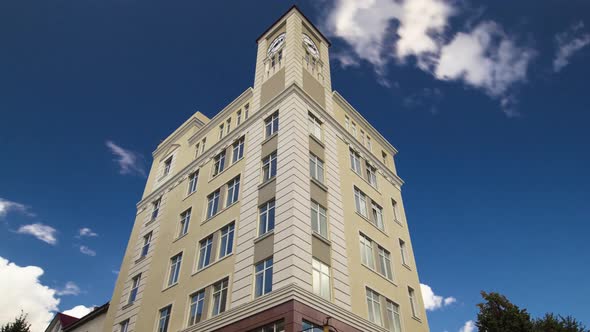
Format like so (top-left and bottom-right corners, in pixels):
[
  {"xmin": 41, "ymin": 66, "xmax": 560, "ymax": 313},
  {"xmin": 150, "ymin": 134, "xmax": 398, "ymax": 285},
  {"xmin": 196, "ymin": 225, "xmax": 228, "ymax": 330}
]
[{"xmin": 1, "ymin": 1, "xmax": 589, "ymax": 331}]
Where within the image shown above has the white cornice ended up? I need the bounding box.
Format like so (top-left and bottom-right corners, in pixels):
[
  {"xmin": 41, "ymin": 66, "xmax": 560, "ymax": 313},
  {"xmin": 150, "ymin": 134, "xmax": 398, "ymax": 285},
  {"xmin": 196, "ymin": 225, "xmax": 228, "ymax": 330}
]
[{"xmin": 152, "ymin": 117, "xmax": 206, "ymax": 158}]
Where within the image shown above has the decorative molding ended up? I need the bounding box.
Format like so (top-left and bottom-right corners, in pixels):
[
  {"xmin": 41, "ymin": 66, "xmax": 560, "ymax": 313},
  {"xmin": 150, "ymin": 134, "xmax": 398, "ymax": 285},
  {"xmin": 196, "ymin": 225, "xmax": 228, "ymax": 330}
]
[{"xmin": 152, "ymin": 118, "xmax": 206, "ymax": 158}]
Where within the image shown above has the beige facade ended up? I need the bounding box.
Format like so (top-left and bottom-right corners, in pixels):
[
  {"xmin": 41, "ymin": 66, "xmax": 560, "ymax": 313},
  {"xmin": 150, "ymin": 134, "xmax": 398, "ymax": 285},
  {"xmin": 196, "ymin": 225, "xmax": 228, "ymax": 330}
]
[{"xmin": 103, "ymin": 6, "xmax": 429, "ymax": 332}]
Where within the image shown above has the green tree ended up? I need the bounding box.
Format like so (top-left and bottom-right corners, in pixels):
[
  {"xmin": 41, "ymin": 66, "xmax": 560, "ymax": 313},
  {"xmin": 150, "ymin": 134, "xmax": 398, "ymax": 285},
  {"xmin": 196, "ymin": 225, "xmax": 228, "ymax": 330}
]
[
  {"xmin": 533, "ymin": 313, "xmax": 588, "ymax": 332},
  {"xmin": 1, "ymin": 313, "xmax": 31, "ymax": 332},
  {"xmin": 476, "ymin": 291, "xmax": 534, "ymax": 332}
]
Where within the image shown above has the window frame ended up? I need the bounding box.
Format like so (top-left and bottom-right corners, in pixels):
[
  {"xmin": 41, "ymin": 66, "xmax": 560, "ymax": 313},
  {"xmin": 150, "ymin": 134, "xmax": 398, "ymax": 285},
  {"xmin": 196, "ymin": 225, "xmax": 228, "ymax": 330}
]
[
  {"xmin": 354, "ymin": 187, "xmax": 368, "ymax": 217},
  {"xmin": 168, "ymin": 253, "xmax": 182, "ymax": 286},
  {"xmin": 188, "ymin": 290, "xmax": 205, "ymax": 326},
  {"xmin": 399, "ymin": 239, "xmax": 409, "ymax": 266},
  {"xmin": 309, "ymin": 153, "xmax": 324, "ymax": 184},
  {"xmin": 226, "ymin": 176, "xmax": 240, "ymax": 206},
  {"xmin": 359, "ymin": 234, "xmax": 375, "ymax": 269},
  {"xmin": 119, "ymin": 320, "xmax": 129, "ymax": 332},
  {"xmin": 366, "ymin": 163, "xmax": 378, "ymax": 188},
  {"xmin": 350, "ymin": 149, "xmax": 362, "ymax": 175},
  {"xmin": 212, "ymin": 151, "xmax": 226, "ymax": 176},
  {"xmin": 386, "ymin": 300, "xmax": 403, "ymax": 332},
  {"xmin": 262, "ymin": 152, "xmax": 277, "ymax": 182},
  {"xmin": 206, "ymin": 190, "xmax": 220, "ymax": 219},
  {"xmin": 258, "ymin": 200, "xmax": 276, "ymax": 236},
  {"xmin": 219, "ymin": 223, "xmax": 235, "ymax": 259},
  {"xmin": 232, "ymin": 137, "xmax": 245, "ymax": 163},
  {"xmin": 308, "ymin": 113, "xmax": 322, "ymax": 140},
  {"xmin": 378, "ymin": 246, "xmax": 394, "ymax": 280},
  {"xmin": 188, "ymin": 171, "xmax": 198, "ymax": 195},
  {"xmin": 163, "ymin": 157, "xmax": 172, "ymax": 176},
  {"xmin": 264, "ymin": 112, "xmax": 279, "ymax": 138},
  {"xmin": 157, "ymin": 305, "xmax": 172, "ymax": 332},
  {"xmin": 128, "ymin": 273, "xmax": 141, "ymax": 304},
  {"xmin": 141, "ymin": 232, "xmax": 152, "ymax": 258},
  {"xmin": 151, "ymin": 198, "xmax": 161, "ymax": 221},
  {"xmin": 408, "ymin": 287, "xmax": 419, "ymax": 318},
  {"xmin": 371, "ymin": 201, "xmax": 385, "ymax": 230},
  {"xmin": 366, "ymin": 288, "xmax": 383, "ymax": 326},
  {"xmin": 197, "ymin": 236, "xmax": 213, "ymax": 270},
  {"xmin": 179, "ymin": 208, "xmax": 191, "ymax": 237},
  {"xmin": 311, "ymin": 258, "xmax": 331, "ymax": 300},
  {"xmin": 211, "ymin": 279, "xmax": 228, "ymax": 316},
  {"xmin": 310, "ymin": 201, "xmax": 328, "ymax": 239},
  {"xmin": 254, "ymin": 257, "xmax": 273, "ymax": 297}
]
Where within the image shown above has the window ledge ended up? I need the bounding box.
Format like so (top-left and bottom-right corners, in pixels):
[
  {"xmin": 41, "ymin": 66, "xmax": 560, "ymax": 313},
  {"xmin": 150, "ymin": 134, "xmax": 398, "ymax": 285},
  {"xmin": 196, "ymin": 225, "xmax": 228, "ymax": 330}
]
[
  {"xmin": 122, "ymin": 302, "xmax": 134, "ymax": 310},
  {"xmin": 191, "ymin": 254, "xmax": 233, "ymax": 277},
  {"xmin": 394, "ymin": 218, "xmax": 404, "ymax": 227},
  {"xmin": 412, "ymin": 316, "xmax": 422, "ymax": 323},
  {"xmin": 360, "ymin": 263, "xmax": 397, "ymax": 287},
  {"xmin": 352, "ymin": 169, "xmax": 381, "ymax": 194},
  {"xmin": 261, "ymin": 132, "xmax": 278, "ymax": 146},
  {"xmin": 183, "ymin": 190, "xmax": 197, "ymax": 201},
  {"xmin": 402, "ymin": 263, "xmax": 412, "ymax": 271},
  {"xmin": 355, "ymin": 211, "xmax": 388, "ymax": 237},
  {"xmin": 172, "ymin": 233, "xmax": 189, "ymax": 244},
  {"xmin": 312, "ymin": 232, "xmax": 331, "ymax": 245},
  {"xmin": 309, "ymin": 133, "xmax": 325, "ymax": 148},
  {"xmin": 209, "ymin": 158, "xmax": 241, "ymax": 183},
  {"xmin": 202, "ymin": 201, "xmax": 240, "ymax": 224},
  {"xmin": 135, "ymin": 256, "xmax": 147, "ymax": 264},
  {"xmin": 162, "ymin": 282, "xmax": 179, "ymax": 293},
  {"xmin": 310, "ymin": 178, "xmax": 328, "ymax": 192},
  {"xmin": 258, "ymin": 177, "xmax": 276, "ymax": 190},
  {"xmin": 144, "ymin": 218, "xmax": 156, "ymax": 227},
  {"xmin": 254, "ymin": 230, "xmax": 274, "ymax": 243}
]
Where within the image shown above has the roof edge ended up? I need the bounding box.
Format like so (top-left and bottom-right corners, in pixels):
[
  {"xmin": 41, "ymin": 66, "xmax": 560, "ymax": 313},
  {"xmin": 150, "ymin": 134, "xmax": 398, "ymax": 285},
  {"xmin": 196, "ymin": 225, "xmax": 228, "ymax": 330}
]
[{"xmin": 255, "ymin": 5, "xmax": 331, "ymax": 47}]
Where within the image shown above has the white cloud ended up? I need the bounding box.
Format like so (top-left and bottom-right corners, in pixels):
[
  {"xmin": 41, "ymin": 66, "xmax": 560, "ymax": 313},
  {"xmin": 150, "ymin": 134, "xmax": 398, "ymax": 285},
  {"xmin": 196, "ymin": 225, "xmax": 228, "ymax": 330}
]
[
  {"xmin": 17, "ymin": 223, "xmax": 57, "ymax": 245},
  {"xmin": 79, "ymin": 245, "xmax": 96, "ymax": 256},
  {"xmin": 420, "ymin": 283, "xmax": 457, "ymax": 311},
  {"xmin": 324, "ymin": 0, "xmax": 534, "ymax": 115},
  {"xmin": 62, "ymin": 305, "xmax": 93, "ymax": 319},
  {"xmin": 0, "ymin": 256, "xmax": 60, "ymax": 332},
  {"xmin": 0, "ymin": 198, "xmax": 34, "ymax": 218},
  {"xmin": 77, "ymin": 227, "xmax": 98, "ymax": 238},
  {"xmin": 553, "ymin": 22, "xmax": 590, "ymax": 72},
  {"xmin": 105, "ymin": 141, "xmax": 146, "ymax": 177},
  {"xmin": 56, "ymin": 282, "xmax": 81, "ymax": 296},
  {"xmin": 460, "ymin": 320, "xmax": 476, "ymax": 332}
]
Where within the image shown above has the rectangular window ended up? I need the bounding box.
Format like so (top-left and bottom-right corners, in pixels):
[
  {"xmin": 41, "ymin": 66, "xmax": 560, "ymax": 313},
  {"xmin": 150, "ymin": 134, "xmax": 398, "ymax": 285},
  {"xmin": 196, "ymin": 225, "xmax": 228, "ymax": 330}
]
[
  {"xmin": 151, "ymin": 198, "xmax": 161, "ymax": 221},
  {"xmin": 253, "ymin": 320, "xmax": 285, "ymax": 332},
  {"xmin": 158, "ymin": 305, "xmax": 172, "ymax": 332},
  {"xmin": 219, "ymin": 223, "xmax": 235, "ymax": 258},
  {"xmin": 400, "ymin": 239, "xmax": 409, "ymax": 266},
  {"xmin": 354, "ymin": 188, "xmax": 368, "ymax": 217},
  {"xmin": 371, "ymin": 202, "xmax": 384, "ymax": 230},
  {"xmin": 141, "ymin": 232, "xmax": 152, "ymax": 258},
  {"xmin": 351, "ymin": 122, "xmax": 357, "ymax": 137},
  {"xmin": 226, "ymin": 176, "xmax": 240, "ymax": 206},
  {"xmin": 211, "ymin": 279, "xmax": 228, "ymax": 316},
  {"xmin": 345, "ymin": 115, "xmax": 350, "ymax": 130},
  {"xmin": 312, "ymin": 258, "xmax": 330, "ymax": 300},
  {"xmin": 409, "ymin": 287, "xmax": 418, "ymax": 318},
  {"xmin": 219, "ymin": 123, "xmax": 224, "ymax": 139},
  {"xmin": 195, "ymin": 143, "xmax": 201, "ymax": 158},
  {"xmin": 310, "ymin": 201, "xmax": 328, "ymax": 238},
  {"xmin": 361, "ymin": 130, "xmax": 366, "ymax": 145},
  {"xmin": 258, "ymin": 200, "xmax": 275, "ymax": 236},
  {"xmin": 188, "ymin": 290, "xmax": 205, "ymax": 326},
  {"xmin": 226, "ymin": 118, "xmax": 231, "ymax": 134},
  {"xmin": 382, "ymin": 151, "xmax": 388, "ymax": 166},
  {"xmin": 360, "ymin": 234, "xmax": 375, "ymax": 269},
  {"xmin": 366, "ymin": 288, "xmax": 383, "ymax": 326},
  {"xmin": 350, "ymin": 149, "xmax": 361, "ymax": 174},
  {"xmin": 197, "ymin": 236, "xmax": 213, "ymax": 270},
  {"xmin": 378, "ymin": 247, "xmax": 394, "ymax": 280},
  {"xmin": 237, "ymin": 110, "xmax": 242, "ymax": 125},
  {"xmin": 308, "ymin": 113, "xmax": 322, "ymax": 140},
  {"xmin": 386, "ymin": 300, "xmax": 402, "ymax": 332},
  {"xmin": 232, "ymin": 137, "xmax": 245, "ymax": 163},
  {"xmin": 391, "ymin": 199, "xmax": 400, "ymax": 222},
  {"xmin": 245, "ymin": 104, "xmax": 249, "ymax": 119},
  {"xmin": 163, "ymin": 157, "xmax": 172, "ymax": 176},
  {"xmin": 254, "ymin": 257, "xmax": 273, "ymax": 297},
  {"xmin": 168, "ymin": 254, "xmax": 182, "ymax": 286},
  {"xmin": 206, "ymin": 190, "xmax": 220, "ymax": 218},
  {"xmin": 212, "ymin": 151, "xmax": 226, "ymax": 176},
  {"xmin": 366, "ymin": 163, "xmax": 377, "ymax": 187},
  {"xmin": 302, "ymin": 321, "xmax": 323, "ymax": 332},
  {"xmin": 119, "ymin": 320, "xmax": 129, "ymax": 332},
  {"xmin": 128, "ymin": 274, "xmax": 141, "ymax": 304},
  {"xmin": 309, "ymin": 154, "xmax": 324, "ymax": 183},
  {"xmin": 179, "ymin": 208, "xmax": 191, "ymax": 237},
  {"xmin": 188, "ymin": 171, "xmax": 198, "ymax": 195},
  {"xmin": 367, "ymin": 136, "xmax": 372, "ymax": 151},
  {"xmin": 262, "ymin": 152, "xmax": 277, "ymax": 182},
  {"xmin": 265, "ymin": 111, "xmax": 279, "ymax": 138},
  {"xmin": 201, "ymin": 138, "xmax": 206, "ymax": 154}
]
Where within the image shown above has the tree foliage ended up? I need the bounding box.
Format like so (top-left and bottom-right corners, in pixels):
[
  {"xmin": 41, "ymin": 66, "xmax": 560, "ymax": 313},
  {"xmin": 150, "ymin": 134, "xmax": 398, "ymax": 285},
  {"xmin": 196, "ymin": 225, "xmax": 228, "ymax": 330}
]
[
  {"xmin": 476, "ymin": 291, "xmax": 588, "ymax": 332},
  {"xmin": 1, "ymin": 313, "xmax": 31, "ymax": 332}
]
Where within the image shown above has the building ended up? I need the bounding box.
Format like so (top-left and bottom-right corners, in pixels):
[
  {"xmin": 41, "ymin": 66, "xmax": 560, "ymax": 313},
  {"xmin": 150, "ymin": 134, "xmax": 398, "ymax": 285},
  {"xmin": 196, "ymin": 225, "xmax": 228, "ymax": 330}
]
[
  {"xmin": 45, "ymin": 303, "xmax": 109, "ymax": 332},
  {"xmin": 102, "ymin": 6, "xmax": 429, "ymax": 332},
  {"xmin": 45, "ymin": 313, "xmax": 79, "ymax": 332}
]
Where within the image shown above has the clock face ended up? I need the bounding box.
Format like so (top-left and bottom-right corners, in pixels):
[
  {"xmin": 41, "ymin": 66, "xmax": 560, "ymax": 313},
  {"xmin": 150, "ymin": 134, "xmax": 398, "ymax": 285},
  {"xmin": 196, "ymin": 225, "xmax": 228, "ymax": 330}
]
[
  {"xmin": 267, "ymin": 33, "xmax": 286, "ymax": 57},
  {"xmin": 303, "ymin": 34, "xmax": 319, "ymax": 58}
]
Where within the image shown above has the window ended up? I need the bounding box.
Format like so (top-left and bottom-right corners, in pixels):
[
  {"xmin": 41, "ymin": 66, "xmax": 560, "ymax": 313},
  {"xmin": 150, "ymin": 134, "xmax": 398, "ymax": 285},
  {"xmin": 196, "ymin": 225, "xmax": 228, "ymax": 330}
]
[
  {"xmin": 366, "ymin": 163, "xmax": 377, "ymax": 187},
  {"xmin": 188, "ymin": 290, "xmax": 205, "ymax": 325},
  {"xmin": 351, "ymin": 122, "xmax": 357, "ymax": 137},
  {"xmin": 119, "ymin": 320, "xmax": 129, "ymax": 332},
  {"xmin": 141, "ymin": 232, "xmax": 152, "ymax": 258},
  {"xmin": 309, "ymin": 154, "xmax": 324, "ymax": 183},
  {"xmin": 168, "ymin": 253, "xmax": 182, "ymax": 286},
  {"xmin": 219, "ymin": 223, "xmax": 235, "ymax": 258},
  {"xmin": 219, "ymin": 123, "xmax": 224, "ymax": 139},
  {"xmin": 344, "ymin": 115, "xmax": 350, "ymax": 130},
  {"xmin": 265, "ymin": 112, "xmax": 279, "ymax": 138},
  {"xmin": 382, "ymin": 151, "xmax": 388, "ymax": 166},
  {"xmin": 400, "ymin": 239, "xmax": 409, "ymax": 266},
  {"xmin": 226, "ymin": 176, "xmax": 240, "ymax": 206},
  {"xmin": 237, "ymin": 110, "xmax": 242, "ymax": 125},
  {"xmin": 258, "ymin": 200, "xmax": 275, "ymax": 236},
  {"xmin": 367, "ymin": 136, "xmax": 372, "ymax": 151},
  {"xmin": 361, "ymin": 130, "xmax": 366, "ymax": 145},
  {"xmin": 179, "ymin": 208, "xmax": 191, "ymax": 237},
  {"xmin": 350, "ymin": 149, "xmax": 361, "ymax": 174},
  {"xmin": 371, "ymin": 202, "xmax": 384, "ymax": 230},
  {"xmin": 302, "ymin": 320, "xmax": 323, "ymax": 332},
  {"xmin": 213, "ymin": 151, "xmax": 226, "ymax": 176},
  {"xmin": 391, "ymin": 199, "xmax": 400, "ymax": 223},
  {"xmin": 308, "ymin": 113, "xmax": 322, "ymax": 140},
  {"xmin": 312, "ymin": 259, "xmax": 330, "ymax": 300},
  {"xmin": 226, "ymin": 118, "xmax": 231, "ymax": 134},
  {"xmin": 211, "ymin": 279, "xmax": 228, "ymax": 316},
  {"xmin": 245, "ymin": 104, "xmax": 249, "ymax": 119},
  {"xmin": 310, "ymin": 201, "xmax": 328, "ymax": 238},
  {"xmin": 252, "ymin": 320, "xmax": 285, "ymax": 332},
  {"xmin": 386, "ymin": 301, "xmax": 402, "ymax": 332},
  {"xmin": 197, "ymin": 236, "xmax": 213, "ymax": 270},
  {"xmin": 359, "ymin": 234, "xmax": 375, "ymax": 269},
  {"xmin": 366, "ymin": 288, "xmax": 383, "ymax": 326},
  {"xmin": 201, "ymin": 138, "xmax": 206, "ymax": 154},
  {"xmin": 188, "ymin": 171, "xmax": 198, "ymax": 195},
  {"xmin": 195, "ymin": 143, "xmax": 201, "ymax": 158},
  {"xmin": 163, "ymin": 157, "xmax": 172, "ymax": 176},
  {"xmin": 158, "ymin": 305, "xmax": 172, "ymax": 332},
  {"xmin": 262, "ymin": 152, "xmax": 277, "ymax": 182},
  {"xmin": 354, "ymin": 188, "xmax": 368, "ymax": 217},
  {"xmin": 408, "ymin": 287, "xmax": 418, "ymax": 317},
  {"xmin": 128, "ymin": 274, "xmax": 141, "ymax": 304},
  {"xmin": 378, "ymin": 247, "xmax": 393, "ymax": 280},
  {"xmin": 151, "ymin": 198, "xmax": 161, "ymax": 221},
  {"xmin": 232, "ymin": 137, "xmax": 245, "ymax": 163},
  {"xmin": 207, "ymin": 190, "xmax": 220, "ymax": 218},
  {"xmin": 254, "ymin": 257, "xmax": 273, "ymax": 297}
]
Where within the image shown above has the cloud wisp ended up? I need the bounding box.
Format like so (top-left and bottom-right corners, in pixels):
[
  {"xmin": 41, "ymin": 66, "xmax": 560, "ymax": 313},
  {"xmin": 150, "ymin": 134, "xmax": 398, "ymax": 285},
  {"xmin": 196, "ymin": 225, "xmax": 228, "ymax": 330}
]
[
  {"xmin": 324, "ymin": 0, "xmax": 535, "ymax": 115},
  {"xmin": 56, "ymin": 281, "xmax": 81, "ymax": 296},
  {"xmin": 459, "ymin": 320, "xmax": 476, "ymax": 332},
  {"xmin": 420, "ymin": 283, "xmax": 457, "ymax": 311},
  {"xmin": 79, "ymin": 245, "xmax": 97, "ymax": 256},
  {"xmin": 16, "ymin": 223, "xmax": 58, "ymax": 245},
  {"xmin": 553, "ymin": 22, "xmax": 590, "ymax": 72},
  {"xmin": 0, "ymin": 198, "xmax": 34, "ymax": 219},
  {"xmin": 106, "ymin": 140, "xmax": 146, "ymax": 177},
  {"xmin": 77, "ymin": 227, "xmax": 98, "ymax": 238}
]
